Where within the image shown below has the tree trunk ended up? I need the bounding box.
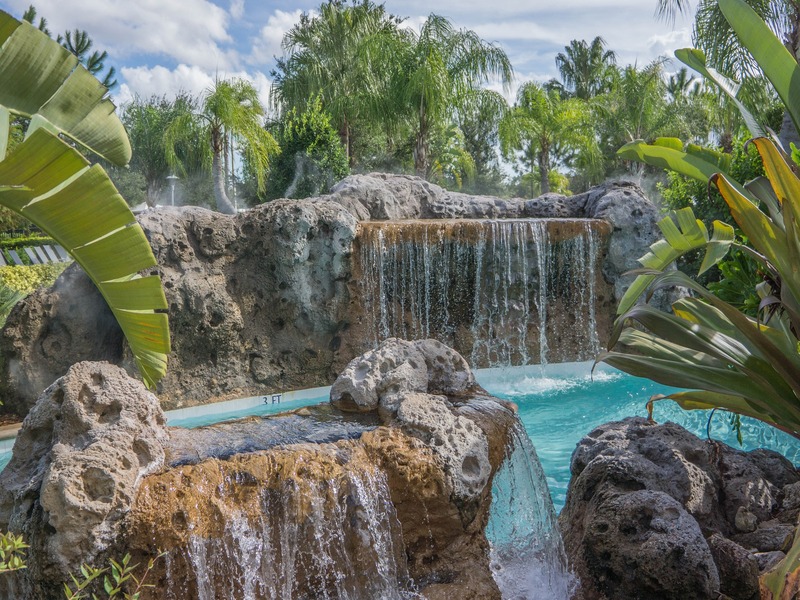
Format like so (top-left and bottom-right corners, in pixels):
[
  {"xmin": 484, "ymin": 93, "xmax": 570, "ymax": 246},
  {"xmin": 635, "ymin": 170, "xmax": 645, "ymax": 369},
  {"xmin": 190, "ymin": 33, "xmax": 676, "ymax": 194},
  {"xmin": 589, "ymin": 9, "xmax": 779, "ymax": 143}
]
[
  {"xmin": 539, "ymin": 143, "xmax": 551, "ymax": 195},
  {"xmin": 223, "ymin": 128, "xmax": 229, "ymax": 193},
  {"xmin": 340, "ymin": 117, "xmax": 352, "ymax": 167},
  {"xmin": 212, "ymin": 128, "xmax": 236, "ymax": 215},
  {"xmin": 414, "ymin": 131, "xmax": 428, "ymax": 178}
]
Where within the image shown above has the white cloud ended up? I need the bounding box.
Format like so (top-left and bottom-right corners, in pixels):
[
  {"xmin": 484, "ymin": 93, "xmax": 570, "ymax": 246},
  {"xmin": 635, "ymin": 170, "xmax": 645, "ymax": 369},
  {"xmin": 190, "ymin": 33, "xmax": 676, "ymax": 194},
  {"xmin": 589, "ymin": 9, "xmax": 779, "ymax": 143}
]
[
  {"xmin": 3, "ymin": 0, "xmax": 236, "ymax": 70},
  {"xmin": 249, "ymin": 9, "xmax": 306, "ymax": 65},
  {"xmin": 230, "ymin": 0, "xmax": 245, "ymax": 20},
  {"xmin": 117, "ymin": 64, "xmax": 273, "ymax": 112},
  {"xmin": 646, "ymin": 28, "xmax": 692, "ymax": 59}
]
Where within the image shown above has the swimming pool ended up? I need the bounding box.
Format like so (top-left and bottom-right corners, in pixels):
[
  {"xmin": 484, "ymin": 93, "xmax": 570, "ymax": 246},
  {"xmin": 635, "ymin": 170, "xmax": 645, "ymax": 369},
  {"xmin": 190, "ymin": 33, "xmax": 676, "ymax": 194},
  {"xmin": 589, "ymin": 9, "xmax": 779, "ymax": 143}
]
[
  {"xmin": 481, "ymin": 362, "xmax": 800, "ymax": 511},
  {"xmin": 2, "ymin": 363, "xmax": 798, "ymax": 513}
]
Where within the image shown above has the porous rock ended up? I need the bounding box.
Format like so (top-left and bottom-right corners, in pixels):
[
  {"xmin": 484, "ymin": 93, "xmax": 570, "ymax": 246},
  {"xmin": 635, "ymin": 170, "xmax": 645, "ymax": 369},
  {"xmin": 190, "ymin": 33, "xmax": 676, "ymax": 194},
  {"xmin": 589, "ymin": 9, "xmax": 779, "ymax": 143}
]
[
  {"xmin": 0, "ymin": 174, "xmax": 659, "ymax": 417},
  {"xmin": 561, "ymin": 417, "xmax": 800, "ymax": 600},
  {"xmin": 0, "ymin": 362, "xmax": 167, "ymax": 599},
  {"xmin": 707, "ymin": 534, "xmax": 760, "ymax": 600},
  {"xmin": 580, "ymin": 489, "xmax": 719, "ymax": 599},
  {"xmin": 395, "ymin": 393, "xmax": 491, "ymax": 502},
  {"xmin": 331, "ymin": 338, "xmax": 491, "ymax": 508}
]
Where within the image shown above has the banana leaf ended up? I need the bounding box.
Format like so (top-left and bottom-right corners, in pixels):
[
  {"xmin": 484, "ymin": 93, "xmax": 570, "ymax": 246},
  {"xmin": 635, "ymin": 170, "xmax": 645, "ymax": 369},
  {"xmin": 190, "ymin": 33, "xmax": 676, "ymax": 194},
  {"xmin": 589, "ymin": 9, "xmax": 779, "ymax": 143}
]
[{"xmin": 0, "ymin": 10, "xmax": 169, "ymax": 388}]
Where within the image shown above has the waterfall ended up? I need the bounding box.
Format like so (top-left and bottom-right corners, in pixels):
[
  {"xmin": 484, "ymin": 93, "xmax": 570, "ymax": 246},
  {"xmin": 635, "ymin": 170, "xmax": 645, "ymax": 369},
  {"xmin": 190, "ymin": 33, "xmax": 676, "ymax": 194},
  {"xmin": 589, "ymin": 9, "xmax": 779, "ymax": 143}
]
[
  {"xmin": 356, "ymin": 219, "xmax": 607, "ymax": 367},
  {"xmin": 488, "ymin": 423, "xmax": 575, "ymax": 599},
  {"xmin": 160, "ymin": 461, "xmax": 420, "ymax": 600}
]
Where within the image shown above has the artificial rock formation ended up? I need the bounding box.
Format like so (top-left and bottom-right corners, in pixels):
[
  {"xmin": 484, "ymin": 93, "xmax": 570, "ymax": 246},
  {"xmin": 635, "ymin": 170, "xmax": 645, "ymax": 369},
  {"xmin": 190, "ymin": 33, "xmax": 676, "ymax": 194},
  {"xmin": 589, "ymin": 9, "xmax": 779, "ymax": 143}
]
[
  {"xmin": 561, "ymin": 417, "xmax": 800, "ymax": 600},
  {"xmin": 1, "ymin": 341, "xmax": 524, "ymax": 599},
  {"xmin": 0, "ymin": 174, "xmax": 660, "ymax": 416},
  {"xmin": 0, "ymin": 362, "xmax": 168, "ymax": 599}
]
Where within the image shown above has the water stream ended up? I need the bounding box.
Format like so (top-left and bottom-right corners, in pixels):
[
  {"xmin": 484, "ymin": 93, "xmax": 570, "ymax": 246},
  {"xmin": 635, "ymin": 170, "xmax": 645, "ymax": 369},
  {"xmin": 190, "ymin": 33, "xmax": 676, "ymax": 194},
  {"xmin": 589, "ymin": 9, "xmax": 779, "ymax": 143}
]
[
  {"xmin": 356, "ymin": 219, "xmax": 607, "ymax": 368},
  {"xmin": 488, "ymin": 423, "xmax": 575, "ymax": 599}
]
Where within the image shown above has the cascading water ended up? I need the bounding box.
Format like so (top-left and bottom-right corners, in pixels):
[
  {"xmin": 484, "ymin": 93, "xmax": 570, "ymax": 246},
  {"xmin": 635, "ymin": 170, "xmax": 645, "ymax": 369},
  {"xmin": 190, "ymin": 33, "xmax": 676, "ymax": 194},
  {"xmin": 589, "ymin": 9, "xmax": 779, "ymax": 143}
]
[
  {"xmin": 149, "ymin": 451, "xmax": 420, "ymax": 600},
  {"xmin": 488, "ymin": 423, "xmax": 575, "ymax": 599},
  {"xmin": 355, "ymin": 219, "xmax": 609, "ymax": 368}
]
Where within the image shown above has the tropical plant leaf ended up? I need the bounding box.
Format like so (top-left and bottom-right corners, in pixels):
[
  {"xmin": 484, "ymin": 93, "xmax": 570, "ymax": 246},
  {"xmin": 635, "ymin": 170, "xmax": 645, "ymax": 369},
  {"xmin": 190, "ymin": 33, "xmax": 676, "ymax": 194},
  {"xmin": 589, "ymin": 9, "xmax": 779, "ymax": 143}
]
[
  {"xmin": 0, "ymin": 9, "xmax": 169, "ymax": 388},
  {"xmin": 0, "ymin": 130, "xmax": 169, "ymax": 387},
  {"xmin": 0, "ymin": 11, "xmax": 130, "ymax": 165},
  {"xmin": 674, "ymin": 47, "xmax": 767, "ymax": 139},
  {"xmin": 718, "ymin": 0, "xmax": 800, "ymax": 136},
  {"xmin": 617, "ymin": 206, "xmax": 734, "ymax": 313}
]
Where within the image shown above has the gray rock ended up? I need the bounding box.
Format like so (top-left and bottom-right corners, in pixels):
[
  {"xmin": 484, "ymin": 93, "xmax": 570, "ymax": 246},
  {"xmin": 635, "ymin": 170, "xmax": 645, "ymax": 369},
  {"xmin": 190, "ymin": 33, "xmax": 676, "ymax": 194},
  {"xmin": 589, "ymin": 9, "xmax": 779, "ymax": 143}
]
[
  {"xmin": 412, "ymin": 339, "xmax": 476, "ymax": 396},
  {"xmin": 395, "ymin": 393, "xmax": 491, "ymax": 502},
  {"xmin": 330, "ymin": 338, "xmax": 479, "ymax": 414},
  {"xmin": 735, "ymin": 506, "xmax": 759, "ymax": 533},
  {"xmin": 330, "ymin": 338, "xmax": 428, "ymax": 412},
  {"xmin": 754, "ymin": 551, "xmax": 786, "ymax": 572},
  {"xmin": 731, "ymin": 522, "xmax": 795, "ymax": 552},
  {"xmin": 0, "ymin": 362, "xmax": 168, "ymax": 598},
  {"xmin": 330, "ymin": 173, "xmax": 446, "ymax": 220},
  {"xmin": 561, "ymin": 417, "xmax": 800, "ymax": 600},
  {"xmin": 578, "ymin": 182, "xmax": 662, "ymax": 304},
  {"xmin": 579, "ymin": 490, "xmax": 719, "ymax": 599},
  {"xmin": 707, "ymin": 534, "xmax": 759, "ymax": 600}
]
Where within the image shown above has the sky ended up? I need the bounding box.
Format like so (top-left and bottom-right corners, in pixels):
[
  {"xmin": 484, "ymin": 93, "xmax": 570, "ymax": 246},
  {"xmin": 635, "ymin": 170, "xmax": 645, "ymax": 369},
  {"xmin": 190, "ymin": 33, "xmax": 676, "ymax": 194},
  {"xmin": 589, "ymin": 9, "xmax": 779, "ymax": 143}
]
[{"xmin": 0, "ymin": 0, "xmax": 699, "ymax": 110}]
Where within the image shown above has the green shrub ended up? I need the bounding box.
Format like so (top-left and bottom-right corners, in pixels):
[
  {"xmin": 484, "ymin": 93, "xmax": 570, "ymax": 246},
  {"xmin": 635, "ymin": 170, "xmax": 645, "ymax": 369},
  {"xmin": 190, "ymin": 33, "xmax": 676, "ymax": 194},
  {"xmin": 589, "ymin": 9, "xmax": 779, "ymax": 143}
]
[
  {"xmin": 0, "ymin": 235, "xmax": 53, "ymax": 250},
  {"xmin": 265, "ymin": 97, "xmax": 349, "ymax": 200},
  {"xmin": 0, "ymin": 264, "xmax": 67, "ymax": 294},
  {"xmin": 0, "ymin": 531, "xmax": 27, "ymax": 574}
]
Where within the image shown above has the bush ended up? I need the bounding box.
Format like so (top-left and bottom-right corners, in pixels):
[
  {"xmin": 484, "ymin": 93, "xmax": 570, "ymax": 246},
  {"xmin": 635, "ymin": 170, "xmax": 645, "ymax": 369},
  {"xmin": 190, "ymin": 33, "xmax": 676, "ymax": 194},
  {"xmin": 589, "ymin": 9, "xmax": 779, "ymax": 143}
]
[
  {"xmin": 0, "ymin": 264, "xmax": 67, "ymax": 294},
  {"xmin": 0, "ymin": 234, "xmax": 53, "ymax": 250},
  {"xmin": 264, "ymin": 97, "xmax": 349, "ymax": 200}
]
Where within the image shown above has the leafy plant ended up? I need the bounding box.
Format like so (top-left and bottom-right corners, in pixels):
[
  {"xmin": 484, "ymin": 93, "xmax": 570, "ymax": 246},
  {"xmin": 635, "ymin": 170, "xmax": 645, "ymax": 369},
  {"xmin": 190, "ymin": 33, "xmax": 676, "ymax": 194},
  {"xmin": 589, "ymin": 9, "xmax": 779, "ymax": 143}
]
[
  {"xmin": 0, "ymin": 9, "xmax": 169, "ymax": 388},
  {"xmin": 63, "ymin": 552, "xmax": 165, "ymax": 600},
  {"xmin": 0, "ymin": 531, "xmax": 27, "ymax": 574},
  {"xmin": 265, "ymin": 96, "xmax": 349, "ymax": 200},
  {"xmin": 0, "ymin": 234, "xmax": 53, "ymax": 250},
  {"xmin": 606, "ymin": 0, "xmax": 800, "ymax": 595},
  {"xmin": 0, "ymin": 264, "xmax": 67, "ymax": 294}
]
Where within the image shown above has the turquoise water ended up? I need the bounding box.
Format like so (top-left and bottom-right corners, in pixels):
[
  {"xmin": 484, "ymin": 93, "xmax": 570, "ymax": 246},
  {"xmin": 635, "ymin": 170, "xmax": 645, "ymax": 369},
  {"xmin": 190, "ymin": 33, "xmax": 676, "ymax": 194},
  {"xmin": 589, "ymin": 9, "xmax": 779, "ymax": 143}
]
[
  {"xmin": 2, "ymin": 364, "xmax": 799, "ymax": 513},
  {"xmin": 481, "ymin": 363, "xmax": 800, "ymax": 511}
]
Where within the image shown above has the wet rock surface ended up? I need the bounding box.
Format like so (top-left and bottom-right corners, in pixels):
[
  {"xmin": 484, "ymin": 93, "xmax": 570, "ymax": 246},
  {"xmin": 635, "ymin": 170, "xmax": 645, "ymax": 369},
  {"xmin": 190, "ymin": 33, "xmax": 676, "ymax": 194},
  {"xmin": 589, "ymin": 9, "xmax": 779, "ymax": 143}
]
[
  {"xmin": 0, "ymin": 174, "xmax": 659, "ymax": 416},
  {"xmin": 1, "ymin": 344, "xmax": 521, "ymax": 599},
  {"xmin": 0, "ymin": 362, "xmax": 168, "ymax": 599},
  {"xmin": 561, "ymin": 417, "xmax": 800, "ymax": 600}
]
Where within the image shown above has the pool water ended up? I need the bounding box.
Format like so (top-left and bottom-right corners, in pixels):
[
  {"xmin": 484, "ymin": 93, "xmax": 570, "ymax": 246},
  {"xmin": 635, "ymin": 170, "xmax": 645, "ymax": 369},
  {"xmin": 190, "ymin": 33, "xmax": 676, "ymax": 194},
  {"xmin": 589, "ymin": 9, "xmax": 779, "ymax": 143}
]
[
  {"xmin": 2, "ymin": 363, "xmax": 798, "ymax": 513},
  {"xmin": 480, "ymin": 362, "xmax": 800, "ymax": 511}
]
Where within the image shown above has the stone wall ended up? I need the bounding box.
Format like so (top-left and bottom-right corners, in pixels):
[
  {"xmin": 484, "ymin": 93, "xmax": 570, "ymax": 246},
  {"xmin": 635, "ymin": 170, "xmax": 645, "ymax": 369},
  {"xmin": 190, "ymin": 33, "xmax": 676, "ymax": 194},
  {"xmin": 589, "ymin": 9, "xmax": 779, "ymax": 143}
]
[{"xmin": 0, "ymin": 174, "xmax": 661, "ymax": 416}]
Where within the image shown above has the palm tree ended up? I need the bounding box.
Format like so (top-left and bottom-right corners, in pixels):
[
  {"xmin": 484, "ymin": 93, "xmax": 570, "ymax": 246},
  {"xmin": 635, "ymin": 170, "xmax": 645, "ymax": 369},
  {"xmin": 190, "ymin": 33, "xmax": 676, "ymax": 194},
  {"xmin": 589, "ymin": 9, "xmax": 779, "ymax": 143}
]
[
  {"xmin": 555, "ymin": 37, "xmax": 617, "ymax": 100},
  {"xmin": 22, "ymin": 5, "xmax": 117, "ymax": 88},
  {"xmin": 657, "ymin": 0, "xmax": 799, "ymax": 143},
  {"xmin": 61, "ymin": 29, "xmax": 117, "ymax": 89},
  {"xmin": 499, "ymin": 82, "xmax": 594, "ymax": 195},
  {"xmin": 167, "ymin": 79, "xmax": 278, "ymax": 215},
  {"xmin": 595, "ymin": 61, "xmax": 686, "ymax": 157},
  {"xmin": 271, "ymin": 0, "xmax": 401, "ymax": 164},
  {"xmin": 122, "ymin": 93, "xmax": 208, "ymax": 207},
  {"xmin": 390, "ymin": 14, "xmax": 513, "ymax": 178}
]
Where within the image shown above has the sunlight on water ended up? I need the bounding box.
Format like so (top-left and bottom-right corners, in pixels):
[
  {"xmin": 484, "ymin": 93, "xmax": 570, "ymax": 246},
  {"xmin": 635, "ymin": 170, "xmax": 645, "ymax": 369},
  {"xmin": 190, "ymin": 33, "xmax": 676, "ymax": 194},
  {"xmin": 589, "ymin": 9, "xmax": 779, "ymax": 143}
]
[{"xmin": 478, "ymin": 362, "xmax": 800, "ymax": 511}]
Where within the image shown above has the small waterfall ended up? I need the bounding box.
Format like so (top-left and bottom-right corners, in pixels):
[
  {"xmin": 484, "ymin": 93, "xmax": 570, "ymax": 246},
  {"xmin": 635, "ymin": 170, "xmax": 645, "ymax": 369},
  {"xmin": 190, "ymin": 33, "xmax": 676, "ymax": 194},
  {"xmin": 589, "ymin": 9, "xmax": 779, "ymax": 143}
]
[
  {"xmin": 488, "ymin": 423, "xmax": 575, "ymax": 599},
  {"xmin": 356, "ymin": 219, "xmax": 607, "ymax": 368},
  {"xmin": 159, "ymin": 460, "xmax": 419, "ymax": 600}
]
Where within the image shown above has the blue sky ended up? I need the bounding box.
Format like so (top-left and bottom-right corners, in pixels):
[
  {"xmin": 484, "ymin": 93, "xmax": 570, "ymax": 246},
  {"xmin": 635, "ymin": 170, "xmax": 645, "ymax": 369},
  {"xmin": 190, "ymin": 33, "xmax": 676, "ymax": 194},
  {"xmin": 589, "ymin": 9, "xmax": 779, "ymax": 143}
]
[{"xmin": 0, "ymin": 0, "xmax": 698, "ymax": 109}]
